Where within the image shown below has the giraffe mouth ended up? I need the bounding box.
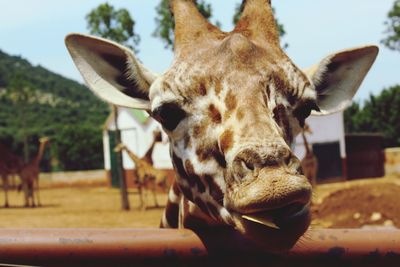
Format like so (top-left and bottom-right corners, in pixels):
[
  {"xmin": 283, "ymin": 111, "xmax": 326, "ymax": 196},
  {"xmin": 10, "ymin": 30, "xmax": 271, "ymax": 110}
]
[
  {"xmin": 242, "ymin": 213, "xmax": 279, "ymax": 229},
  {"xmin": 229, "ymin": 203, "xmax": 311, "ymax": 251},
  {"xmin": 235, "ymin": 203, "xmax": 310, "ymax": 230}
]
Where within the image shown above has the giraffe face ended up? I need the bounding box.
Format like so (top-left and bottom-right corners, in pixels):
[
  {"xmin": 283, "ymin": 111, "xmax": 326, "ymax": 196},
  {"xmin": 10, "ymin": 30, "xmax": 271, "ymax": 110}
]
[
  {"xmin": 149, "ymin": 34, "xmax": 314, "ymax": 237},
  {"xmin": 66, "ymin": 0, "xmax": 378, "ymax": 248}
]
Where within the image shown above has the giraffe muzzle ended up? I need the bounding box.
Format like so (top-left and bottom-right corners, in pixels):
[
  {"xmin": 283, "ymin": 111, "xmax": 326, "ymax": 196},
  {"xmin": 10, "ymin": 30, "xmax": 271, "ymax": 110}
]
[
  {"xmin": 226, "ymin": 165, "xmax": 312, "ymax": 234},
  {"xmin": 227, "ymin": 167, "xmax": 312, "ymax": 213}
]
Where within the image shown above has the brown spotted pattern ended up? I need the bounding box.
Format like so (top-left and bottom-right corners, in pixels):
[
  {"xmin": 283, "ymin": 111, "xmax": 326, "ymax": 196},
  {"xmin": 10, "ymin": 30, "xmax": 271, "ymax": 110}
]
[
  {"xmin": 155, "ymin": 0, "xmax": 315, "ymax": 235},
  {"xmin": 208, "ymin": 104, "xmax": 222, "ymax": 124},
  {"xmin": 220, "ymin": 129, "xmax": 234, "ymax": 154}
]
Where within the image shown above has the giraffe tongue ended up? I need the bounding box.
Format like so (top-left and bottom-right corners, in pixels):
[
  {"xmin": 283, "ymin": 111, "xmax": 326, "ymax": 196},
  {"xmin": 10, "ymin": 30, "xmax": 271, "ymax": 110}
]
[{"xmin": 242, "ymin": 214, "xmax": 280, "ymax": 230}]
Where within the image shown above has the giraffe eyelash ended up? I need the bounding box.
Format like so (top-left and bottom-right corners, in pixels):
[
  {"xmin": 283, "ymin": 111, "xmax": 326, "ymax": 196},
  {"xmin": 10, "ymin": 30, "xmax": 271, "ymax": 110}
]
[
  {"xmin": 152, "ymin": 103, "xmax": 187, "ymax": 131},
  {"xmin": 293, "ymin": 101, "xmax": 320, "ymax": 127}
]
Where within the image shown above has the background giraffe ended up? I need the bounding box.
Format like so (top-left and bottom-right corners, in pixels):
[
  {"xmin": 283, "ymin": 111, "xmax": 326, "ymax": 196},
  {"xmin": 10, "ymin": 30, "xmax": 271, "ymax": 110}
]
[
  {"xmin": 114, "ymin": 143, "xmax": 168, "ymax": 209},
  {"xmin": 133, "ymin": 130, "xmax": 163, "ymax": 200},
  {"xmin": 66, "ymin": 0, "xmax": 378, "ymax": 250},
  {"xmin": 0, "ymin": 143, "xmax": 23, "ymax": 208},
  {"xmin": 300, "ymin": 124, "xmax": 318, "ymax": 187},
  {"xmin": 130, "ymin": 129, "xmax": 163, "ymax": 207},
  {"xmin": 142, "ymin": 130, "xmax": 163, "ymax": 166},
  {"xmin": 19, "ymin": 137, "xmax": 49, "ymax": 207}
]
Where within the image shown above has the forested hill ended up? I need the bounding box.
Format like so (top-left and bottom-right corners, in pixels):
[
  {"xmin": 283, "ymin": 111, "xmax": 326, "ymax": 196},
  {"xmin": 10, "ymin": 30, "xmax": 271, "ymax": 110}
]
[
  {"xmin": 0, "ymin": 49, "xmax": 109, "ymax": 171},
  {"xmin": 0, "ymin": 50, "xmax": 107, "ymax": 108}
]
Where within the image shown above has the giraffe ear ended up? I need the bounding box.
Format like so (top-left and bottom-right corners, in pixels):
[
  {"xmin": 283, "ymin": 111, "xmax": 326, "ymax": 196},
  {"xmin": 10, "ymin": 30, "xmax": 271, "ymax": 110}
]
[
  {"xmin": 65, "ymin": 33, "xmax": 157, "ymax": 110},
  {"xmin": 304, "ymin": 45, "xmax": 378, "ymax": 115}
]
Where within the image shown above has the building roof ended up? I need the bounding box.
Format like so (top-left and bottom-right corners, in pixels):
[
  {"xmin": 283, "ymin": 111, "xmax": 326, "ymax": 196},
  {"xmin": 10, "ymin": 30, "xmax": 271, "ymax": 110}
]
[
  {"xmin": 131, "ymin": 109, "xmax": 149, "ymax": 124},
  {"xmin": 103, "ymin": 107, "xmax": 151, "ymax": 130}
]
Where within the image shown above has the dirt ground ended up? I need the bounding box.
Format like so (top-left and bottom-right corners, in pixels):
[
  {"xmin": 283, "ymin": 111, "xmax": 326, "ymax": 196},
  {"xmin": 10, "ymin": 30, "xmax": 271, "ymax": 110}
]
[
  {"xmin": 0, "ymin": 175, "xmax": 399, "ymax": 229},
  {"xmin": 312, "ymin": 175, "xmax": 400, "ymax": 229},
  {"xmin": 0, "ymin": 186, "xmax": 167, "ymax": 228}
]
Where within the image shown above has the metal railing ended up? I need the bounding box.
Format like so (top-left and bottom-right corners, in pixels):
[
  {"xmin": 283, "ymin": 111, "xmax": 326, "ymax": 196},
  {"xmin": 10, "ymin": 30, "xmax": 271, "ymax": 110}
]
[{"xmin": 0, "ymin": 228, "xmax": 399, "ymax": 266}]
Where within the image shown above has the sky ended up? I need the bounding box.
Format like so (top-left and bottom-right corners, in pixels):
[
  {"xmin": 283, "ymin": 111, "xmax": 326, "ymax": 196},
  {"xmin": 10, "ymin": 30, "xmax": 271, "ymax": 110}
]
[{"xmin": 0, "ymin": 0, "xmax": 399, "ymax": 102}]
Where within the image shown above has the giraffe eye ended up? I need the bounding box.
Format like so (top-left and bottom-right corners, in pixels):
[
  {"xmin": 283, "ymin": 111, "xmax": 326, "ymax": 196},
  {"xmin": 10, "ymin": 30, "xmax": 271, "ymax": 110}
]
[
  {"xmin": 293, "ymin": 101, "xmax": 320, "ymax": 127},
  {"xmin": 152, "ymin": 103, "xmax": 186, "ymax": 131}
]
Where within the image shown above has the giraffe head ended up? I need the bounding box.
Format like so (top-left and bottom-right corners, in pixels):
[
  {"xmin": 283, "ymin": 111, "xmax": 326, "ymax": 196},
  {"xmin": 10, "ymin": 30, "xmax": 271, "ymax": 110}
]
[
  {"xmin": 153, "ymin": 130, "xmax": 163, "ymax": 143},
  {"xmin": 39, "ymin": 137, "xmax": 50, "ymax": 144},
  {"xmin": 66, "ymin": 0, "xmax": 378, "ymax": 248},
  {"xmin": 113, "ymin": 143, "xmax": 126, "ymax": 153}
]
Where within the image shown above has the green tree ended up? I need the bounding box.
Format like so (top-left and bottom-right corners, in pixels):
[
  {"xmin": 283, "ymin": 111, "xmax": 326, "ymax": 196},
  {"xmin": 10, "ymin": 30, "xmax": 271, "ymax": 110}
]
[
  {"xmin": 5, "ymin": 74, "xmax": 38, "ymax": 162},
  {"xmin": 86, "ymin": 3, "xmax": 140, "ymax": 53},
  {"xmin": 0, "ymin": 49, "xmax": 109, "ymax": 171},
  {"xmin": 154, "ymin": 1, "xmax": 286, "ymax": 50},
  {"xmin": 153, "ymin": 0, "xmax": 216, "ymax": 49},
  {"xmin": 344, "ymin": 102, "xmax": 363, "ymax": 134},
  {"xmin": 382, "ymin": 0, "xmax": 400, "ymax": 51},
  {"xmin": 55, "ymin": 125, "xmax": 104, "ymax": 170},
  {"xmin": 344, "ymin": 85, "xmax": 400, "ymax": 148}
]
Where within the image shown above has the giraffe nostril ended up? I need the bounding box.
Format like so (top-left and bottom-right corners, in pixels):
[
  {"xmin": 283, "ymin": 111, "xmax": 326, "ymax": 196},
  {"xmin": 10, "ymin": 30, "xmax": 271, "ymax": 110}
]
[
  {"xmin": 233, "ymin": 149, "xmax": 263, "ymax": 180},
  {"xmin": 242, "ymin": 160, "xmax": 255, "ymax": 172},
  {"xmin": 298, "ymin": 165, "xmax": 304, "ymax": 175},
  {"xmin": 233, "ymin": 156, "xmax": 255, "ymax": 180},
  {"xmin": 284, "ymin": 155, "xmax": 291, "ymax": 166}
]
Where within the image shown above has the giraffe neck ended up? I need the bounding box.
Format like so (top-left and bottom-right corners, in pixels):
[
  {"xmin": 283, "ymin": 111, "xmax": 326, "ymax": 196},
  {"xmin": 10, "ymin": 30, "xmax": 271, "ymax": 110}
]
[
  {"xmin": 301, "ymin": 132, "xmax": 311, "ymax": 155},
  {"xmin": 121, "ymin": 146, "xmax": 142, "ymax": 166},
  {"xmin": 142, "ymin": 140, "xmax": 157, "ymax": 165},
  {"xmin": 160, "ymin": 181, "xmax": 222, "ymax": 230},
  {"xmin": 34, "ymin": 141, "xmax": 48, "ymax": 166}
]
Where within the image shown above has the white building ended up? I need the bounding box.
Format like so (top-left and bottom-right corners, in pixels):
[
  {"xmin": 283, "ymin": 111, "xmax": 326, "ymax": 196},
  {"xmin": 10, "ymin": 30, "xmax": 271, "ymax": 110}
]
[
  {"xmin": 293, "ymin": 111, "xmax": 347, "ymax": 181},
  {"xmin": 102, "ymin": 107, "xmax": 172, "ymax": 186}
]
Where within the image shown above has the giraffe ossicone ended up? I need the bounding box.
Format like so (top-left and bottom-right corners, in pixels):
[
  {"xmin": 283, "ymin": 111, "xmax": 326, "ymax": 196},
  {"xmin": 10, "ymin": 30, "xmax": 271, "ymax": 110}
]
[{"xmin": 66, "ymin": 0, "xmax": 378, "ymax": 250}]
